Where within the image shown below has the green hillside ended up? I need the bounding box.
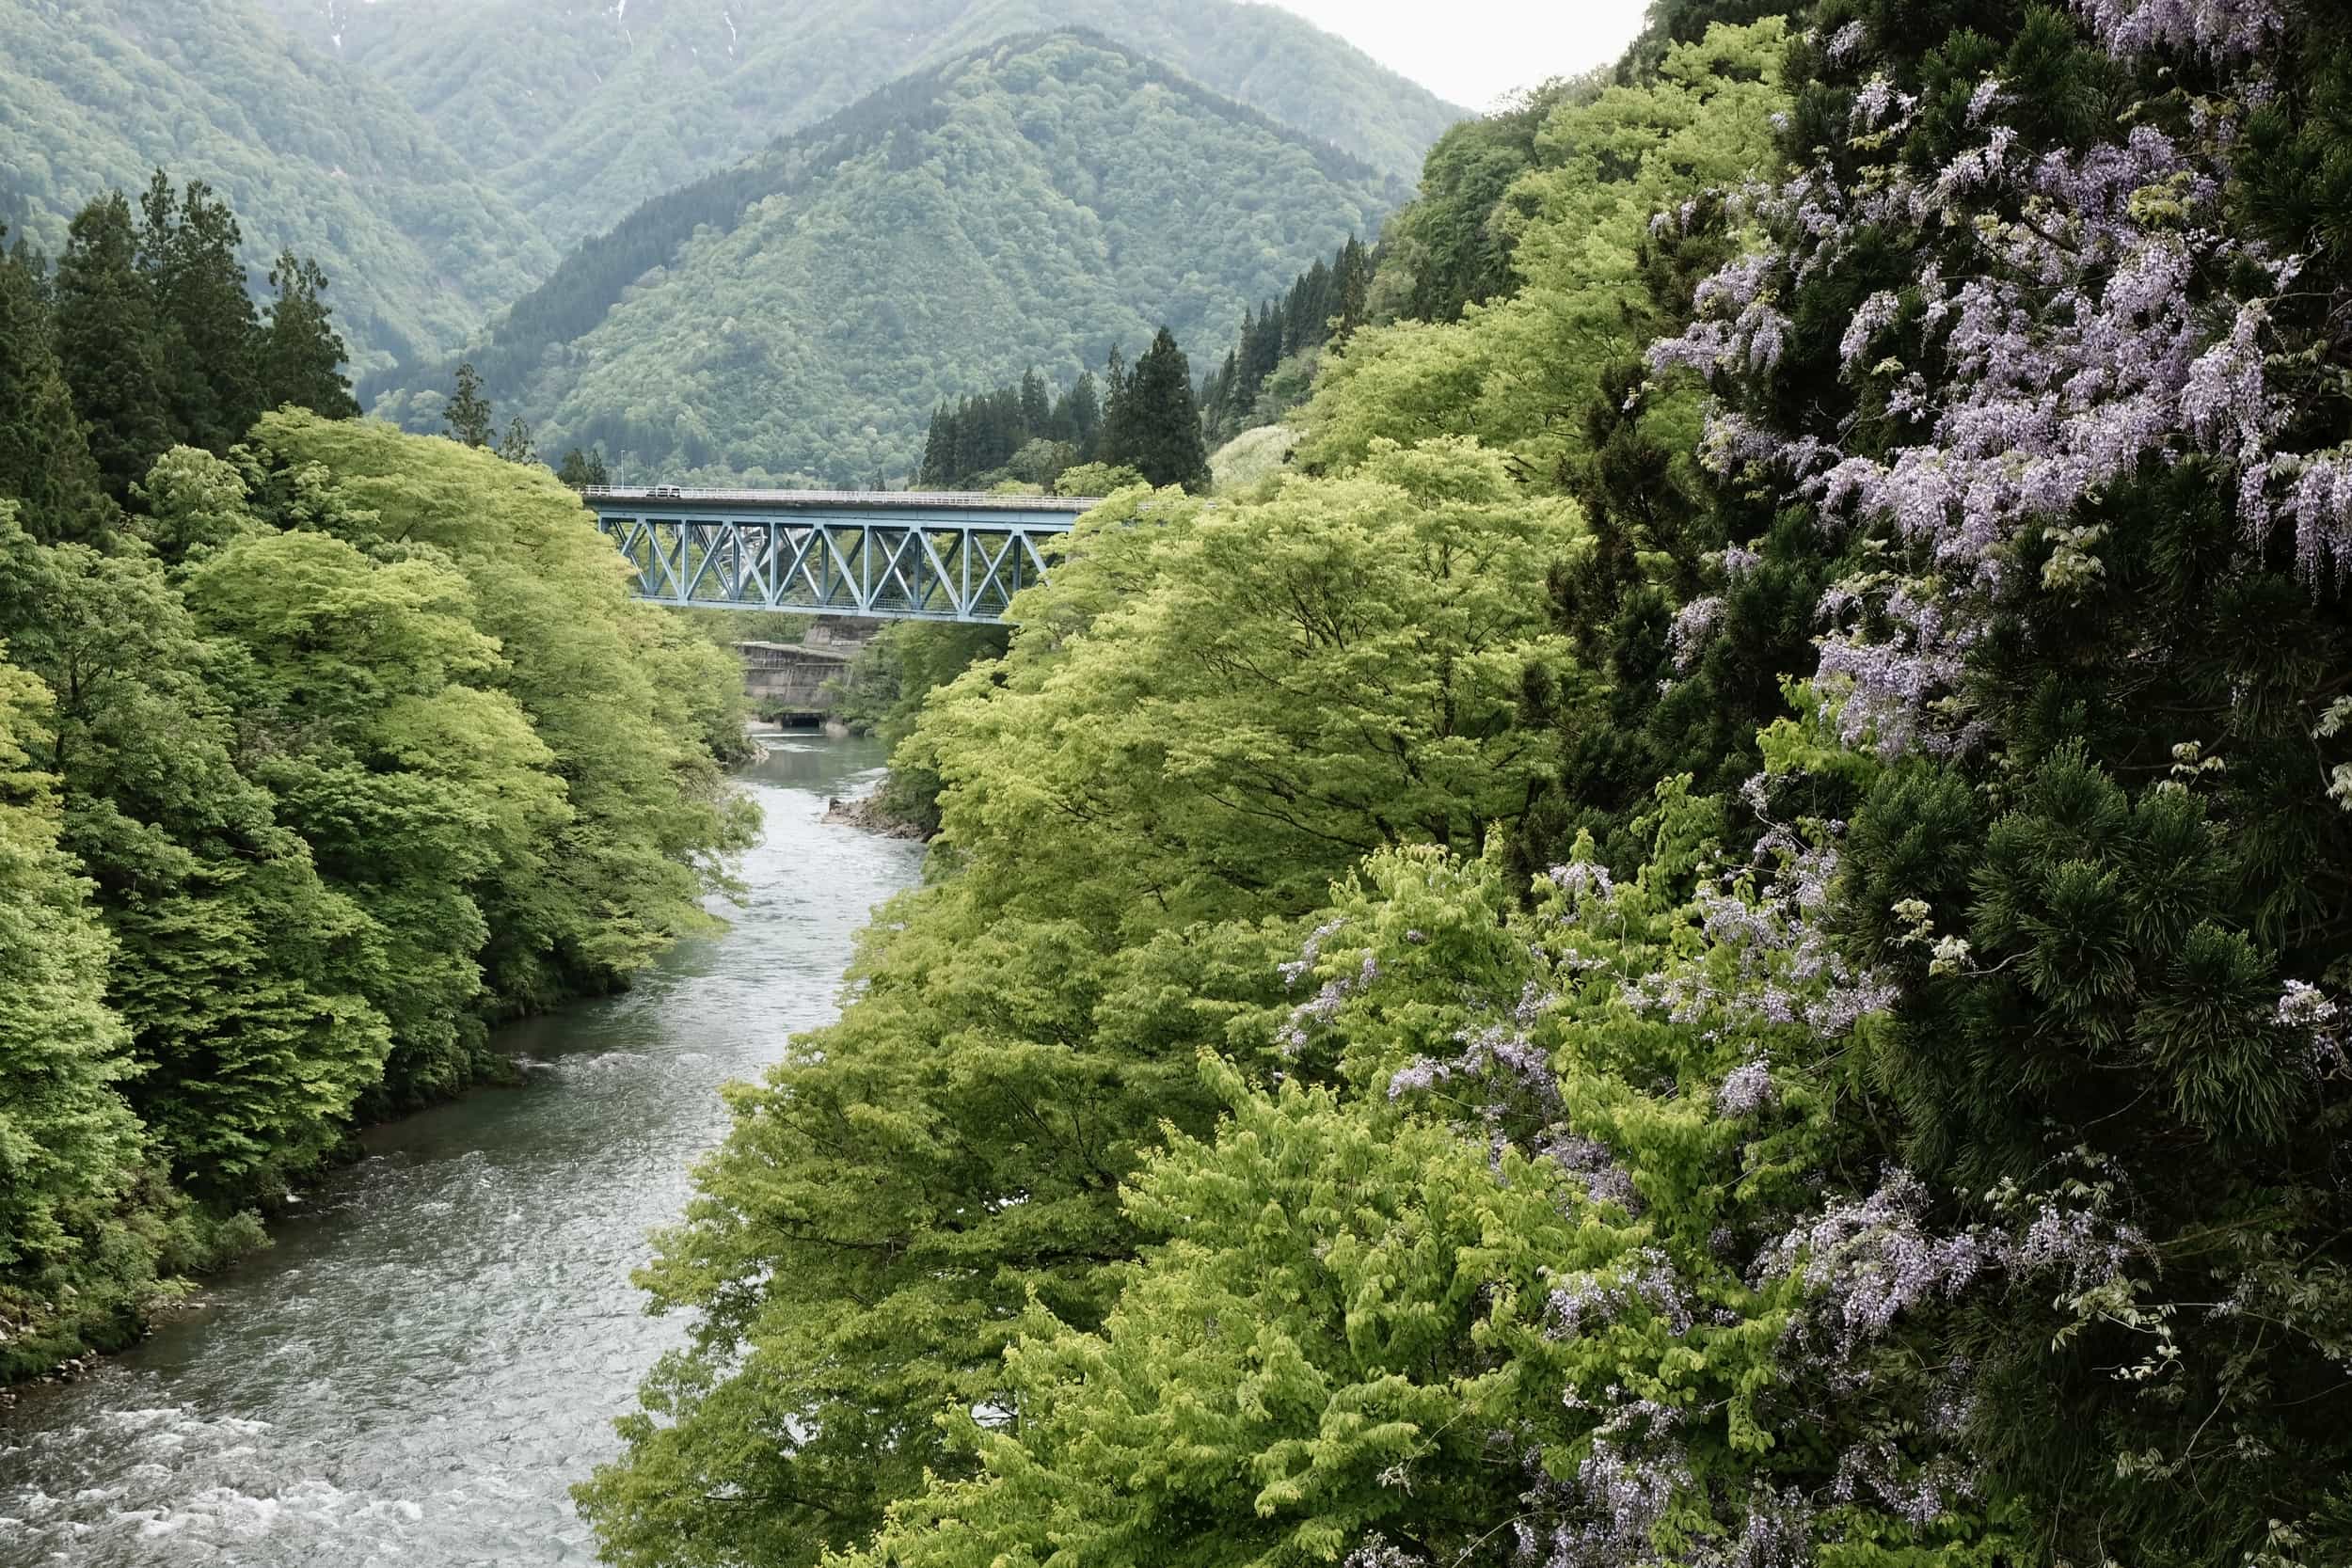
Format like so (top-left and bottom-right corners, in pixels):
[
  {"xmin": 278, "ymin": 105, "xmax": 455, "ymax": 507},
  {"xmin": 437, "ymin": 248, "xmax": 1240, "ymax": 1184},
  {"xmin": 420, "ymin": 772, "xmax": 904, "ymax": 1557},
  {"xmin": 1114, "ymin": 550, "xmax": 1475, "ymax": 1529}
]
[
  {"xmin": 259, "ymin": 0, "xmax": 1461, "ymax": 255},
  {"xmin": 373, "ymin": 32, "xmax": 1400, "ymax": 485},
  {"xmin": 0, "ymin": 0, "xmax": 556, "ymax": 373}
]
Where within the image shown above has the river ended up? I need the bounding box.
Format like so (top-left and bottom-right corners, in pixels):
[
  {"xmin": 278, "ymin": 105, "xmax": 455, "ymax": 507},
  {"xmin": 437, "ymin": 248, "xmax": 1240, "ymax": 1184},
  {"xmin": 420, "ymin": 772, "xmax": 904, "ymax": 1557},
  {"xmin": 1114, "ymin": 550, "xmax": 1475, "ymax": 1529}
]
[{"xmin": 0, "ymin": 734, "xmax": 923, "ymax": 1567}]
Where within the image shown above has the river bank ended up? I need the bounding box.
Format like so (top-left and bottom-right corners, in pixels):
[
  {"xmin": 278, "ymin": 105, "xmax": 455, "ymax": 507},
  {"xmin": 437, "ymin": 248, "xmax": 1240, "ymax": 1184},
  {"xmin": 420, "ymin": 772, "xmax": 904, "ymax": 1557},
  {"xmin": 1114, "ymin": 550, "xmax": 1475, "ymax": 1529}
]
[{"xmin": 0, "ymin": 735, "xmax": 923, "ymax": 1564}]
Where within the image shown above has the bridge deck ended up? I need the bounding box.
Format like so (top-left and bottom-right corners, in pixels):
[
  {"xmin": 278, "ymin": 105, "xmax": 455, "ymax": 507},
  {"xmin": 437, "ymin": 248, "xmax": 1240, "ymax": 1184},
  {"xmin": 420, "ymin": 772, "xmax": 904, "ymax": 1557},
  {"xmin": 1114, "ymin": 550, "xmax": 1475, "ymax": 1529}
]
[{"xmin": 583, "ymin": 487, "xmax": 1101, "ymax": 625}]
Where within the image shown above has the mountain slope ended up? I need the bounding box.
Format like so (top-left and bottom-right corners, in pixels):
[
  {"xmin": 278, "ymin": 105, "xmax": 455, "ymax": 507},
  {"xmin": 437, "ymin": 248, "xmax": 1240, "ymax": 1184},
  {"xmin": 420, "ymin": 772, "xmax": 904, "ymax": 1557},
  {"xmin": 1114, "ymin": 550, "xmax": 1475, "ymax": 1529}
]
[
  {"xmin": 0, "ymin": 0, "xmax": 557, "ymax": 373},
  {"xmin": 373, "ymin": 32, "xmax": 1397, "ymax": 484},
  {"xmin": 258, "ymin": 0, "xmax": 1460, "ymax": 255}
]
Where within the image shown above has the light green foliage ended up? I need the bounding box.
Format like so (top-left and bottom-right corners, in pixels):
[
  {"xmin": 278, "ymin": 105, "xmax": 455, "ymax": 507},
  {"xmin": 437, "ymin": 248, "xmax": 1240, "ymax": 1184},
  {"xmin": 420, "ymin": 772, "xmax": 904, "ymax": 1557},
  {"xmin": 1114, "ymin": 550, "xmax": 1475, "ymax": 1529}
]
[
  {"xmin": 827, "ymin": 623, "xmax": 1012, "ymax": 832},
  {"xmin": 1210, "ymin": 422, "xmax": 1299, "ymax": 496},
  {"xmin": 238, "ymin": 413, "xmax": 758, "ymax": 1009},
  {"xmin": 1050, "ymin": 461, "xmax": 1143, "ymax": 498},
  {"xmin": 0, "ymin": 629, "xmax": 153, "ymax": 1378},
  {"xmin": 388, "ymin": 34, "xmax": 1396, "ymax": 485},
  {"xmin": 578, "ymin": 438, "xmax": 1581, "ymax": 1566},
  {"xmin": 1295, "ymin": 21, "xmax": 1789, "ymax": 483},
  {"xmin": 0, "ymin": 0, "xmax": 555, "ymax": 374},
  {"xmin": 0, "ymin": 413, "xmax": 754, "ymax": 1358},
  {"xmin": 267, "ymin": 0, "xmax": 1457, "ymax": 258},
  {"xmin": 914, "ymin": 441, "xmax": 1575, "ymax": 911},
  {"xmin": 0, "ymin": 500, "xmax": 390, "ymax": 1198},
  {"xmin": 849, "ymin": 1059, "xmax": 1597, "ymax": 1568},
  {"xmin": 181, "ymin": 508, "xmax": 569, "ymax": 1101},
  {"xmin": 841, "ymin": 822, "xmax": 2000, "ymax": 1568},
  {"xmin": 1370, "ymin": 73, "xmax": 1606, "ymax": 326}
]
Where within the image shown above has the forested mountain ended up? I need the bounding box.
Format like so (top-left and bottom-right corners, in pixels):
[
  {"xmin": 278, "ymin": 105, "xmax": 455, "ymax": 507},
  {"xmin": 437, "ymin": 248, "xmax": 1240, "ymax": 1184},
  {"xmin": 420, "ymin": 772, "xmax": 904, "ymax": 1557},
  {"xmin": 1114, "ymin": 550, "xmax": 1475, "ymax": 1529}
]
[
  {"xmin": 256, "ymin": 0, "xmax": 1460, "ymax": 255},
  {"xmin": 373, "ymin": 32, "xmax": 1399, "ymax": 484},
  {"xmin": 0, "ymin": 0, "xmax": 556, "ymax": 373}
]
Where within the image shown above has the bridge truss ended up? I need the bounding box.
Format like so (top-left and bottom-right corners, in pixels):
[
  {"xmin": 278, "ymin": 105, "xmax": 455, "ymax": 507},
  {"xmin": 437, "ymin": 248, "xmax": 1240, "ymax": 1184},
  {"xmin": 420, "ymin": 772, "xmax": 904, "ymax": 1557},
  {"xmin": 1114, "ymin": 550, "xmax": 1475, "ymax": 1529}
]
[{"xmin": 581, "ymin": 488, "xmax": 1094, "ymax": 625}]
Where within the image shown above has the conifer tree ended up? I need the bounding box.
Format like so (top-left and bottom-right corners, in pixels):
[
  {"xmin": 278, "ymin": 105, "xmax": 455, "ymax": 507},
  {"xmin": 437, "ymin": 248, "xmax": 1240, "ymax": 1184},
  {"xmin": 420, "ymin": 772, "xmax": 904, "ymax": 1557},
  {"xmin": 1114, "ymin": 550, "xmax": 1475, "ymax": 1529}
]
[
  {"xmin": 444, "ymin": 360, "xmax": 494, "ymax": 449},
  {"xmin": 136, "ymin": 173, "xmax": 262, "ymax": 452},
  {"xmin": 1101, "ymin": 327, "xmax": 1209, "ymax": 493},
  {"xmin": 259, "ymin": 252, "xmax": 358, "ymax": 420},
  {"xmin": 555, "ymin": 447, "xmax": 611, "ymax": 488},
  {"xmin": 1017, "ymin": 367, "xmax": 1050, "ymax": 436},
  {"xmin": 1060, "ymin": 372, "xmax": 1102, "ymax": 459},
  {"xmin": 1331, "ymin": 235, "xmax": 1371, "ymax": 343},
  {"xmin": 918, "ymin": 405, "xmax": 953, "ymax": 486},
  {"xmin": 52, "ymin": 193, "xmax": 174, "ymax": 504},
  {"xmin": 0, "ymin": 238, "xmax": 110, "ymax": 545},
  {"xmin": 497, "ymin": 415, "xmax": 536, "ymax": 466},
  {"xmin": 1101, "ymin": 343, "xmax": 1127, "ymax": 423}
]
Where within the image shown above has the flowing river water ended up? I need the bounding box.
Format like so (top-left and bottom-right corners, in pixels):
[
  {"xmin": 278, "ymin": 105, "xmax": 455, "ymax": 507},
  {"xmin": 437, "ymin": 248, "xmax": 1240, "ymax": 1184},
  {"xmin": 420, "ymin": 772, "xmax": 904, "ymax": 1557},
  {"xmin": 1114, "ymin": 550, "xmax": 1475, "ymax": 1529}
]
[{"xmin": 0, "ymin": 734, "xmax": 923, "ymax": 1566}]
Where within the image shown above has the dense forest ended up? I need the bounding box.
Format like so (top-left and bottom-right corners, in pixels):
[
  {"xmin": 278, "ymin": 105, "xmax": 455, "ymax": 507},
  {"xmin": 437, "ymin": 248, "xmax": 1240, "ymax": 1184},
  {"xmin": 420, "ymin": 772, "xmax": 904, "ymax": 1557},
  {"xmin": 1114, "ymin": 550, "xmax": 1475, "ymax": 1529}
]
[
  {"xmin": 0, "ymin": 0, "xmax": 556, "ymax": 373},
  {"xmin": 0, "ymin": 182, "xmax": 750, "ymax": 1377},
  {"xmin": 912, "ymin": 326, "xmax": 1216, "ymax": 495},
  {"xmin": 578, "ymin": 7, "xmax": 2352, "ymax": 1568},
  {"xmin": 370, "ymin": 32, "xmax": 1398, "ymax": 486},
  {"xmin": 907, "ymin": 230, "xmax": 1374, "ymax": 494},
  {"xmin": 257, "ymin": 0, "xmax": 1460, "ymax": 248}
]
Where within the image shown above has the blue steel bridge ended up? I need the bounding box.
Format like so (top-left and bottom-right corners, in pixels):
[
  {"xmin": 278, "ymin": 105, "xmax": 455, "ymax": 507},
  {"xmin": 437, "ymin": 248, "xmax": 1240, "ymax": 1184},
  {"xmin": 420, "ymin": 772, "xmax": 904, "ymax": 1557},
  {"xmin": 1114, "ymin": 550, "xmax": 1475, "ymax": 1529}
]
[{"xmin": 580, "ymin": 486, "xmax": 1100, "ymax": 625}]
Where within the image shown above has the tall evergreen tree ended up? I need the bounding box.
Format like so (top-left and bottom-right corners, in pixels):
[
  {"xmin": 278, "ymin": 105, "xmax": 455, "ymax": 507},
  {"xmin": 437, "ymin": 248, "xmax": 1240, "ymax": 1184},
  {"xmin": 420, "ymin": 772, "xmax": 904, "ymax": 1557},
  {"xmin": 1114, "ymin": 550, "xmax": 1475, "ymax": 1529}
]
[
  {"xmin": 0, "ymin": 237, "xmax": 110, "ymax": 545},
  {"xmin": 1102, "ymin": 327, "xmax": 1209, "ymax": 493},
  {"xmin": 1018, "ymin": 367, "xmax": 1050, "ymax": 436},
  {"xmin": 52, "ymin": 193, "xmax": 174, "ymax": 504},
  {"xmin": 497, "ymin": 415, "xmax": 536, "ymax": 466},
  {"xmin": 136, "ymin": 173, "xmax": 262, "ymax": 452},
  {"xmin": 1331, "ymin": 235, "xmax": 1371, "ymax": 344},
  {"xmin": 1061, "ymin": 372, "xmax": 1102, "ymax": 460},
  {"xmin": 1102, "ymin": 343, "xmax": 1127, "ymax": 426},
  {"xmin": 555, "ymin": 447, "xmax": 611, "ymax": 488},
  {"xmin": 444, "ymin": 361, "xmax": 494, "ymax": 449},
  {"xmin": 259, "ymin": 252, "xmax": 358, "ymax": 420}
]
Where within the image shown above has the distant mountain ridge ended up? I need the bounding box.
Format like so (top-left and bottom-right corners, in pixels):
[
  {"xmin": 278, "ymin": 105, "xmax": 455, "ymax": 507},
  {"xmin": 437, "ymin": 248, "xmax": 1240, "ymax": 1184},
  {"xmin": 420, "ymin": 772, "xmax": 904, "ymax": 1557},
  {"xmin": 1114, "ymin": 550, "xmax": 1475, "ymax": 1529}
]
[
  {"xmin": 371, "ymin": 29, "xmax": 1400, "ymax": 485},
  {"xmin": 254, "ymin": 0, "xmax": 1464, "ymax": 254},
  {"xmin": 0, "ymin": 0, "xmax": 557, "ymax": 373}
]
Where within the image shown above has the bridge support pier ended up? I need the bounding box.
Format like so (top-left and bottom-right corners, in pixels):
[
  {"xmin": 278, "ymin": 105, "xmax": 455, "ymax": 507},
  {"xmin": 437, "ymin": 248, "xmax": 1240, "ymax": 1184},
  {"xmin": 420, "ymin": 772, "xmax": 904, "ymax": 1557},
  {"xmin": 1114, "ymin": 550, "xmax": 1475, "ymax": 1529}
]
[{"xmin": 739, "ymin": 619, "xmax": 879, "ymax": 725}]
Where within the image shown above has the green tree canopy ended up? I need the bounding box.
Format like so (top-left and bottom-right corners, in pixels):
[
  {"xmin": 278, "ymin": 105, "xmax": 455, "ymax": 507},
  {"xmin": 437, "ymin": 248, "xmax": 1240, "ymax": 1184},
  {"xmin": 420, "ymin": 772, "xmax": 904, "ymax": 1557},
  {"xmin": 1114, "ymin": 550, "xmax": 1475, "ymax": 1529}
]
[{"xmin": 579, "ymin": 438, "xmax": 1581, "ymax": 1567}]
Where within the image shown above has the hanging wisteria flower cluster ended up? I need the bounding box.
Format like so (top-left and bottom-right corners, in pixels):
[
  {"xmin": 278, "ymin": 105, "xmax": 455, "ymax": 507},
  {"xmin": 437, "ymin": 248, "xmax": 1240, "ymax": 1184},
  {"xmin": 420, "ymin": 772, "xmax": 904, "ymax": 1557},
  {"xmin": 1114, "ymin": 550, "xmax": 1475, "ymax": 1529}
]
[{"xmin": 1648, "ymin": 0, "xmax": 2346, "ymax": 759}]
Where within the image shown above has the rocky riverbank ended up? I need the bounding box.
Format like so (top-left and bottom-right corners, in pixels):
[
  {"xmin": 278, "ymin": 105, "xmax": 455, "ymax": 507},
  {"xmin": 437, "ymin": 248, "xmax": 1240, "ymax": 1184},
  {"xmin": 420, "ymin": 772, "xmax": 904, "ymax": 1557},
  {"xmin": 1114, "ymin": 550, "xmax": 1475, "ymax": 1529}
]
[{"xmin": 821, "ymin": 791, "xmax": 930, "ymax": 840}]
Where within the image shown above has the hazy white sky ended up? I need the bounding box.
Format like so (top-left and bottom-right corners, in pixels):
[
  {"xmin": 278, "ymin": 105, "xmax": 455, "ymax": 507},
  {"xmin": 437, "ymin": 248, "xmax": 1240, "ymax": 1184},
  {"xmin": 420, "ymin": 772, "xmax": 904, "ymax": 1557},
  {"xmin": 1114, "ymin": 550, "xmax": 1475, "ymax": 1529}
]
[{"xmin": 1254, "ymin": 0, "xmax": 1650, "ymax": 110}]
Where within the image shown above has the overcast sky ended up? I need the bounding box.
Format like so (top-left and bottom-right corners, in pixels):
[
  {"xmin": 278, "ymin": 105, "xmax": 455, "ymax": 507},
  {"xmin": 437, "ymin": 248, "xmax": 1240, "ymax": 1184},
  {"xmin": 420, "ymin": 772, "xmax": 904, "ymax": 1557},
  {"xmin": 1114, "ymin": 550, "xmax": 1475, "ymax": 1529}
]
[{"xmin": 1255, "ymin": 0, "xmax": 1650, "ymax": 110}]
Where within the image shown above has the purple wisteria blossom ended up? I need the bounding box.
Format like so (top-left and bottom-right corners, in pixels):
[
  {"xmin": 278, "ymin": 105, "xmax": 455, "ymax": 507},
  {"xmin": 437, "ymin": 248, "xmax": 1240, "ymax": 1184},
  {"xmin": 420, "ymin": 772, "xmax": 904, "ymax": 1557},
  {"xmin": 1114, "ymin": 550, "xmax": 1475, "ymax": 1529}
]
[
  {"xmin": 1756, "ymin": 1170, "xmax": 1989, "ymax": 1359},
  {"xmin": 1549, "ymin": 860, "xmax": 1617, "ymax": 901},
  {"xmin": 1538, "ymin": 1132, "xmax": 1644, "ymax": 1213},
  {"xmin": 1545, "ymin": 1247, "xmax": 1694, "ymax": 1338},
  {"xmin": 1276, "ymin": 941, "xmax": 1377, "ymax": 1056},
  {"xmin": 1514, "ymin": 1401, "xmax": 1692, "ymax": 1568},
  {"xmin": 1621, "ymin": 839, "xmax": 1900, "ymax": 1039},
  {"xmin": 1717, "ymin": 1056, "xmax": 1776, "ymax": 1117},
  {"xmin": 1277, "ymin": 916, "xmax": 1347, "ymax": 988},
  {"xmin": 1652, "ymin": 36, "xmax": 2343, "ymax": 756},
  {"xmin": 2072, "ymin": 0, "xmax": 2283, "ymax": 59},
  {"xmin": 1758, "ymin": 1167, "xmax": 2145, "ymax": 1361},
  {"xmin": 2277, "ymin": 979, "xmax": 2351, "ymax": 1074},
  {"xmin": 1668, "ymin": 594, "xmax": 1726, "ymax": 672}
]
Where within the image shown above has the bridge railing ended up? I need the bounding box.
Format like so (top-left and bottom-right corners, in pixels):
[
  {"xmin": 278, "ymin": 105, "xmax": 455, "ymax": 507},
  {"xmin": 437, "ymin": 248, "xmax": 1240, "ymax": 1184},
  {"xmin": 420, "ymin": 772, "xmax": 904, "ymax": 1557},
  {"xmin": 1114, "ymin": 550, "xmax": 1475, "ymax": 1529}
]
[{"xmin": 583, "ymin": 490, "xmax": 1100, "ymax": 625}]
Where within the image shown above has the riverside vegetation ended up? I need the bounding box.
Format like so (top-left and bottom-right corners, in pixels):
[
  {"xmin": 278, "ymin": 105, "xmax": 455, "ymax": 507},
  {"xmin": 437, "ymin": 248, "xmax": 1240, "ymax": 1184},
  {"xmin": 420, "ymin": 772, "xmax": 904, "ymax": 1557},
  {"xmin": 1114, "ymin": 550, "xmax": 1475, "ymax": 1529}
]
[
  {"xmin": 578, "ymin": 5, "xmax": 2352, "ymax": 1568},
  {"xmin": 0, "ymin": 184, "xmax": 753, "ymax": 1379}
]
